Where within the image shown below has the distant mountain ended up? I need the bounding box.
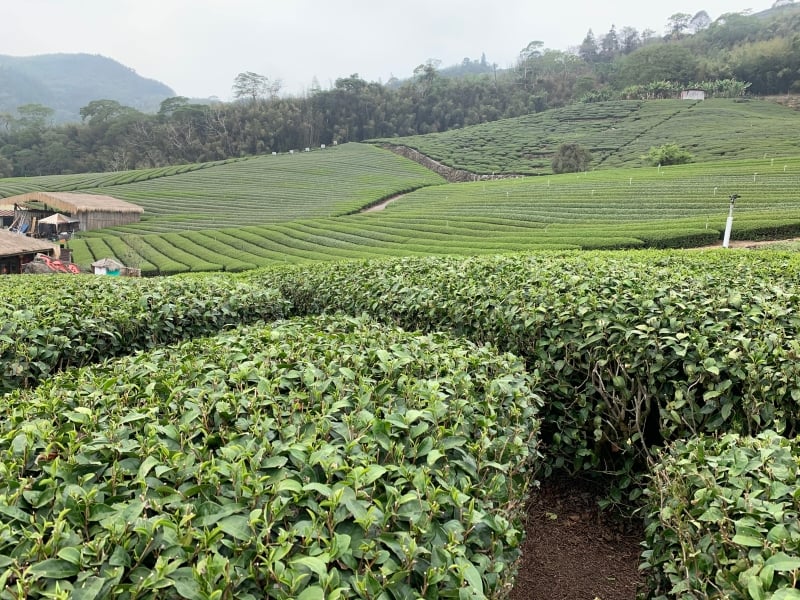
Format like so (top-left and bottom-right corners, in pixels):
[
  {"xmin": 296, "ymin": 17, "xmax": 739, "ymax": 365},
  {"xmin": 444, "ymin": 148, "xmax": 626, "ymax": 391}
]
[{"xmin": 0, "ymin": 53, "xmax": 175, "ymax": 123}]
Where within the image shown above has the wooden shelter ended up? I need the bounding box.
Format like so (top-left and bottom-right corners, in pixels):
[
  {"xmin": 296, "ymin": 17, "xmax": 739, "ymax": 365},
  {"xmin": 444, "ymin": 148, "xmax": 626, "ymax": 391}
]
[
  {"xmin": 0, "ymin": 230, "xmax": 56, "ymax": 274},
  {"xmin": 38, "ymin": 212, "xmax": 80, "ymax": 237},
  {"xmin": 6, "ymin": 192, "xmax": 143, "ymax": 232}
]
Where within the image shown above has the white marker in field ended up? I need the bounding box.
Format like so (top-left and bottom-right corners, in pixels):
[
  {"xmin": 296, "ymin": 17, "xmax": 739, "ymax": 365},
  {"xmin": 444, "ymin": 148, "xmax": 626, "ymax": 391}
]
[{"xmin": 722, "ymin": 194, "xmax": 740, "ymax": 248}]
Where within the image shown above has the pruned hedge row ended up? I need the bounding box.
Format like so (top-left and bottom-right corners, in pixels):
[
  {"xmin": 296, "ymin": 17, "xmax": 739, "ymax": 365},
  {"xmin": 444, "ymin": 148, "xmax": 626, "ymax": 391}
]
[
  {"xmin": 246, "ymin": 251, "xmax": 800, "ymax": 505},
  {"xmin": 642, "ymin": 431, "xmax": 800, "ymax": 600},
  {"xmin": 0, "ymin": 315, "xmax": 540, "ymax": 599},
  {"xmin": 0, "ymin": 274, "xmax": 289, "ymax": 393},
  {"xmin": 5, "ymin": 250, "xmax": 800, "ymax": 597}
]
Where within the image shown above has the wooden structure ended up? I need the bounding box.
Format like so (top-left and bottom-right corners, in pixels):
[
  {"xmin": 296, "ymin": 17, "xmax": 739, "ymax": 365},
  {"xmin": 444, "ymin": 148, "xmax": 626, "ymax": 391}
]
[
  {"xmin": 0, "ymin": 230, "xmax": 57, "ymax": 274},
  {"xmin": 6, "ymin": 192, "xmax": 143, "ymax": 233}
]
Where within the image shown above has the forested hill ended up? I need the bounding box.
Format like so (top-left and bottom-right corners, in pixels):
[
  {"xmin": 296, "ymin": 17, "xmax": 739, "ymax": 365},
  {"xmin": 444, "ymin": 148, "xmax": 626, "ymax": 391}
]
[
  {"xmin": 0, "ymin": 53, "xmax": 174, "ymax": 122},
  {"xmin": 1, "ymin": 3, "xmax": 800, "ymax": 177}
]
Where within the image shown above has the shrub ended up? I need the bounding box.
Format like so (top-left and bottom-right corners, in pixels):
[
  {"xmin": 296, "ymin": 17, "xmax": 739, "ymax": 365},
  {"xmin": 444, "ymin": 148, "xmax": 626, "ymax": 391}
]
[
  {"xmin": 551, "ymin": 143, "xmax": 592, "ymax": 173},
  {"xmin": 0, "ymin": 315, "xmax": 541, "ymax": 598},
  {"xmin": 642, "ymin": 431, "xmax": 800, "ymax": 599},
  {"xmin": 642, "ymin": 144, "xmax": 694, "ymax": 166}
]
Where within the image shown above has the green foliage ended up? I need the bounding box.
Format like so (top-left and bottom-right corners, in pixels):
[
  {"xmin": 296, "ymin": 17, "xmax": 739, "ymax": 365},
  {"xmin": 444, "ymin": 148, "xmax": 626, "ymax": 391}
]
[
  {"xmin": 643, "ymin": 144, "xmax": 694, "ymax": 166},
  {"xmin": 551, "ymin": 143, "xmax": 592, "ymax": 174},
  {"xmin": 6, "ymin": 243, "xmax": 800, "ymax": 592},
  {"xmin": 246, "ymin": 251, "xmax": 800, "ymax": 509},
  {"xmin": 0, "ymin": 315, "xmax": 541, "ymax": 598},
  {"xmin": 642, "ymin": 431, "xmax": 800, "ymax": 599},
  {"xmin": 0, "ymin": 274, "xmax": 288, "ymax": 393},
  {"xmin": 47, "ymin": 155, "xmax": 800, "ymax": 273},
  {"xmin": 372, "ymin": 99, "xmax": 800, "ymax": 174}
]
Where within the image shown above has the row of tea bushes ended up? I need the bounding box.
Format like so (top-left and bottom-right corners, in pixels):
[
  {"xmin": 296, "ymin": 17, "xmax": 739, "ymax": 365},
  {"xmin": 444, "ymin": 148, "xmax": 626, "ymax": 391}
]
[
  {"xmin": 642, "ymin": 431, "xmax": 800, "ymax": 600},
  {"xmin": 0, "ymin": 315, "xmax": 540, "ymax": 599},
  {"xmin": 0, "ymin": 274, "xmax": 289, "ymax": 393},
  {"xmin": 246, "ymin": 251, "xmax": 800, "ymax": 506}
]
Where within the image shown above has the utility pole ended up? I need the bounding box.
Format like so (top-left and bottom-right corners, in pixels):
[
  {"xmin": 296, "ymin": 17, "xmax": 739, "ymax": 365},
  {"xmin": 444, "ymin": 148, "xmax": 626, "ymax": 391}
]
[{"xmin": 722, "ymin": 194, "xmax": 740, "ymax": 248}]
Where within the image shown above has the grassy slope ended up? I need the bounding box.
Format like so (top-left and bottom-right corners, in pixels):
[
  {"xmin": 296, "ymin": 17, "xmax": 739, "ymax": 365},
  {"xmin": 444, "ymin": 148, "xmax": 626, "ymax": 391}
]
[
  {"xmin": 4, "ymin": 98, "xmax": 799, "ymax": 273},
  {"xmin": 371, "ymin": 99, "xmax": 800, "ymax": 174},
  {"xmin": 68, "ymin": 155, "xmax": 800, "ymax": 274}
]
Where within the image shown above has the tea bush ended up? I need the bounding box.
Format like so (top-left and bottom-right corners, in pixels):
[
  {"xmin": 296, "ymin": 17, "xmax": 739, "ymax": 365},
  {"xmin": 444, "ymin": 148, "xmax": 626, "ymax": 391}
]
[
  {"xmin": 0, "ymin": 315, "xmax": 541, "ymax": 599},
  {"xmin": 642, "ymin": 431, "xmax": 800, "ymax": 599}
]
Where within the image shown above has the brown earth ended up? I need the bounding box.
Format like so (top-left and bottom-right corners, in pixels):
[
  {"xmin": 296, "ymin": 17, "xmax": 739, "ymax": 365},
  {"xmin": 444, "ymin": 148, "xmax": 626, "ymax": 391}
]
[
  {"xmin": 509, "ymin": 477, "xmax": 645, "ymax": 600},
  {"xmin": 692, "ymin": 237, "xmax": 800, "ymax": 250}
]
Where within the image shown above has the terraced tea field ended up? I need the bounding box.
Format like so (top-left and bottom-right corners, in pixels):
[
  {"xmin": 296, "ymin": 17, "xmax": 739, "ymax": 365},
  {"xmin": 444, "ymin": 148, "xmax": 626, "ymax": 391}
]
[
  {"xmin": 373, "ymin": 99, "xmax": 800, "ymax": 174},
  {"xmin": 0, "ymin": 144, "xmax": 445, "ymax": 232},
  {"xmin": 67, "ymin": 154, "xmax": 800, "ymax": 274},
  {"xmin": 3, "ymin": 98, "xmax": 800, "ymax": 275}
]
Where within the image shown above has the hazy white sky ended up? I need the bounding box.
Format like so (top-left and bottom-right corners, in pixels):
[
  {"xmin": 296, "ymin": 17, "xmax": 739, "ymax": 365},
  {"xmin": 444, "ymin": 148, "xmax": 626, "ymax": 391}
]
[{"xmin": 2, "ymin": 1, "xmax": 777, "ymax": 100}]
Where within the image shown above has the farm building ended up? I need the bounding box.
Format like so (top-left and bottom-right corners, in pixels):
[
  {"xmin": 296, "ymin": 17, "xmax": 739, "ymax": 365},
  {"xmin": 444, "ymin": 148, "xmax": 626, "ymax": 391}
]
[
  {"xmin": 0, "ymin": 230, "xmax": 57, "ymax": 274},
  {"xmin": 91, "ymin": 257, "xmax": 124, "ymax": 276},
  {"xmin": 5, "ymin": 192, "xmax": 143, "ymax": 233}
]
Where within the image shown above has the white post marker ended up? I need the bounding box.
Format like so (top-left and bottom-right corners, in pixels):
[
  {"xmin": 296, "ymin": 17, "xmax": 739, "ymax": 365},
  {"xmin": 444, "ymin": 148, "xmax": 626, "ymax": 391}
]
[{"xmin": 722, "ymin": 194, "xmax": 740, "ymax": 248}]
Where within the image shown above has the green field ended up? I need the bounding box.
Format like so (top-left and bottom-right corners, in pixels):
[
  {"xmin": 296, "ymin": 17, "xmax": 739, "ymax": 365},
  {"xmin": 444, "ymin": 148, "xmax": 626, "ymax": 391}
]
[
  {"xmin": 3, "ymin": 98, "xmax": 799, "ymax": 275},
  {"xmin": 371, "ymin": 99, "xmax": 800, "ymax": 174},
  {"xmin": 65, "ymin": 154, "xmax": 800, "ymax": 274}
]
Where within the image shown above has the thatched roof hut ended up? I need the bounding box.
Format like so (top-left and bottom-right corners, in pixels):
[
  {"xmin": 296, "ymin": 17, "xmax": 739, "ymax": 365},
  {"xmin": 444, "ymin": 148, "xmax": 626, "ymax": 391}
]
[
  {"xmin": 0, "ymin": 230, "xmax": 56, "ymax": 274},
  {"xmin": 6, "ymin": 192, "xmax": 143, "ymax": 231}
]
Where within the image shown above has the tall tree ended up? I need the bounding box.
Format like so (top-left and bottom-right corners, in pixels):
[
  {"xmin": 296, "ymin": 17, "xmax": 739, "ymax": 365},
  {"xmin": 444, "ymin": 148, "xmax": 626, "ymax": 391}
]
[
  {"xmin": 666, "ymin": 13, "xmax": 693, "ymax": 39},
  {"xmin": 579, "ymin": 30, "xmax": 599, "ymax": 63},
  {"xmin": 690, "ymin": 10, "xmax": 712, "ymax": 33},
  {"xmin": 619, "ymin": 26, "xmax": 641, "ymax": 54},
  {"xmin": 232, "ymin": 72, "xmax": 271, "ymax": 102},
  {"xmin": 600, "ymin": 25, "xmax": 620, "ymax": 60}
]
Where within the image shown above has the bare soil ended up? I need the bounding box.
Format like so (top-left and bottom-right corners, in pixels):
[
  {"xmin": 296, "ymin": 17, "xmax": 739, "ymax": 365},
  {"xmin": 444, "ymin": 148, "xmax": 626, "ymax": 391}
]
[
  {"xmin": 692, "ymin": 237, "xmax": 800, "ymax": 250},
  {"xmin": 509, "ymin": 477, "xmax": 645, "ymax": 600},
  {"xmin": 362, "ymin": 194, "xmax": 405, "ymax": 212}
]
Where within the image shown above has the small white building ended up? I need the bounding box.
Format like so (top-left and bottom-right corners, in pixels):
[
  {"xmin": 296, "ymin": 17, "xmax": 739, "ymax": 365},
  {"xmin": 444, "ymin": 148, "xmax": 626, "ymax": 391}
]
[
  {"xmin": 91, "ymin": 257, "xmax": 124, "ymax": 276},
  {"xmin": 681, "ymin": 90, "xmax": 706, "ymax": 100}
]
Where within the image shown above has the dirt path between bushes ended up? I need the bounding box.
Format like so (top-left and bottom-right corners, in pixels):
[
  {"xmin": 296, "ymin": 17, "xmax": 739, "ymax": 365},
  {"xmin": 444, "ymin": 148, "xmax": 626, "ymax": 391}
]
[
  {"xmin": 509, "ymin": 477, "xmax": 644, "ymax": 600},
  {"xmin": 362, "ymin": 194, "xmax": 405, "ymax": 212}
]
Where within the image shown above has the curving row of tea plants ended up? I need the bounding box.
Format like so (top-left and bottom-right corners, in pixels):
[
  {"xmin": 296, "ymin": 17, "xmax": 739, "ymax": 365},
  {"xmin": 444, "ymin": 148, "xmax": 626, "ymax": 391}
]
[
  {"xmin": 3, "ymin": 250, "xmax": 800, "ymax": 597},
  {"xmin": 0, "ymin": 316, "xmax": 538, "ymax": 599},
  {"xmin": 371, "ymin": 99, "xmax": 800, "ymax": 174},
  {"xmin": 65, "ymin": 155, "xmax": 800, "ymax": 275}
]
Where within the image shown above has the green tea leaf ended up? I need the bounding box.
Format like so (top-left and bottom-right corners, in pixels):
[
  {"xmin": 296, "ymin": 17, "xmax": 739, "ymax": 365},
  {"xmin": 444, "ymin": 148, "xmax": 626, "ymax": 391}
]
[
  {"xmin": 290, "ymin": 556, "xmax": 328, "ymax": 579},
  {"xmin": 296, "ymin": 585, "xmax": 325, "ymax": 600},
  {"xmin": 71, "ymin": 576, "xmax": 107, "ymax": 600},
  {"xmin": 218, "ymin": 515, "xmax": 251, "ymax": 541},
  {"xmin": 427, "ymin": 449, "xmax": 445, "ymax": 466},
  {"xmin": 732, "ymin": 534, "xmax": 763, "ymax": 548},
  {"xmin": 747, "ymin": 575, "xmax": 766, "ymax": 600},
  {"xmin": 764, "ymin": 552, "xmax": 800, "ymax": 571},
  {"xmin": 27, "ymin": 558, "xmax": 79, "ymax": 579}
]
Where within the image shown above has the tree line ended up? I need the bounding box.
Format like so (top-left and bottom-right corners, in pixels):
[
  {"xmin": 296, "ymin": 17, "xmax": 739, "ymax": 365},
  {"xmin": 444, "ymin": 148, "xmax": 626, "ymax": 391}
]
[{"xmin": 1, "ymin": 5, "xmax": 798, "ymax": 177}]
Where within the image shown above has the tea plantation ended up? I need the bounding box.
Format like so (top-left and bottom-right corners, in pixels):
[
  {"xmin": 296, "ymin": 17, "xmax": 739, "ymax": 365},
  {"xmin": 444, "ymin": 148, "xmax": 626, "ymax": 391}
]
[
  {"xmin": 2, "ymin": 250, "xmax": 800, "ymax": 597},
  {"xmin": 2, "ymin": 97, "xmax": 800, "ymax": 597}
]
